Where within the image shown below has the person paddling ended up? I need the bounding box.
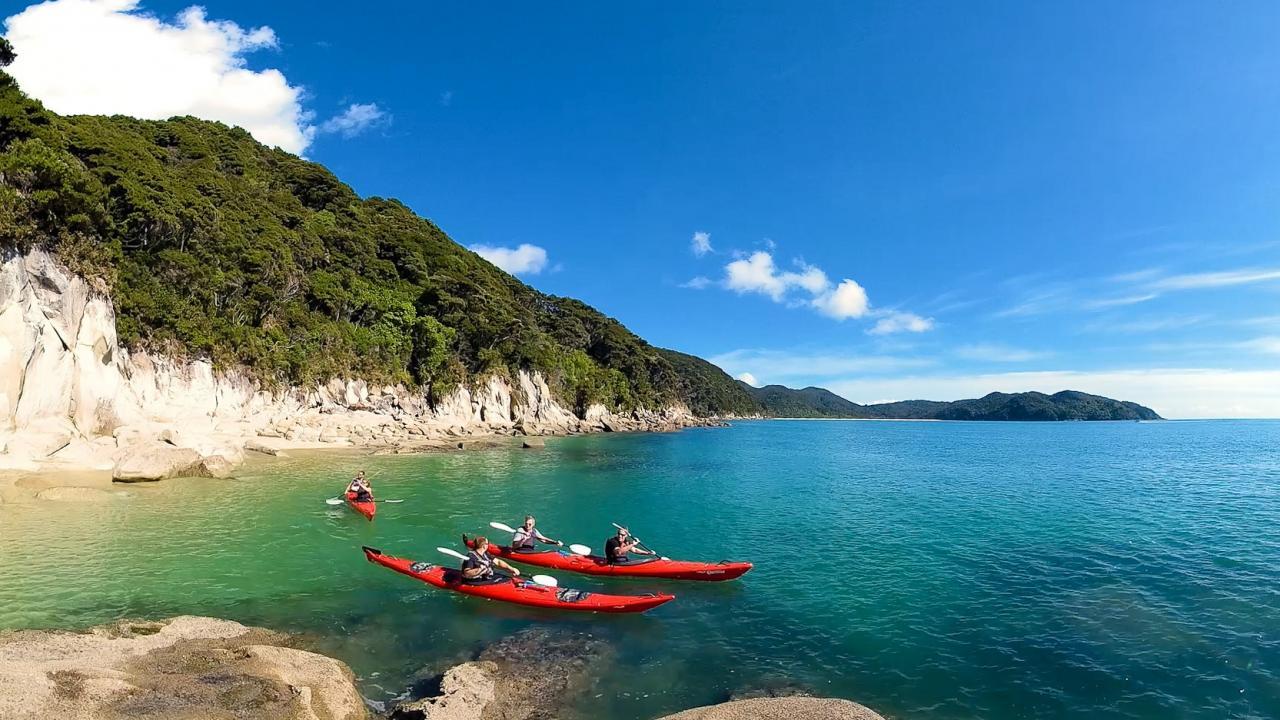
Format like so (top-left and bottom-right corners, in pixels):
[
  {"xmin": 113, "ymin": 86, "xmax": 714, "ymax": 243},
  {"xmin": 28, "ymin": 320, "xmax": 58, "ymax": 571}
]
[
  {"xmin": 346, "ymin": 471, "xmax": 372, "ymax": 502},
  {"xmin": 510, "ymin": 515, "xmax": 563, "ymax": 552},
  {"xmin": 604, "ymin": 525, "xmax": 656, "ymax": 565},
  {"xmin": 461, "ymin": 536, "xmax": 521, "ymax": 583}
]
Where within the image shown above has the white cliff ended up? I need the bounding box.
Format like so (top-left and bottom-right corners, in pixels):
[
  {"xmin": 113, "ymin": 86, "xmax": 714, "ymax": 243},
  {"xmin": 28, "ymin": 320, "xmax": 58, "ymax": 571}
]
[{"xmin": 0, "ymin": 248, "xmax": 706, "ymax": 480}]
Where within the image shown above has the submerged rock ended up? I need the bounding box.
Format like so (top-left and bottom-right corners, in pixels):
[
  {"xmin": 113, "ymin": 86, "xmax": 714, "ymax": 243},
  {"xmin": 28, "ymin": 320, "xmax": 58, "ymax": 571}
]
[
  {"xmin": 0, "ymin": 616, "xmax": 367, "ymax": 720},
  {"xmin": 392, "ymin": 626, "xmax": 610, "ymax": 720},
  {"xmin": 658, "ymin": 696, "xmax": 886, "ymax": 720}
]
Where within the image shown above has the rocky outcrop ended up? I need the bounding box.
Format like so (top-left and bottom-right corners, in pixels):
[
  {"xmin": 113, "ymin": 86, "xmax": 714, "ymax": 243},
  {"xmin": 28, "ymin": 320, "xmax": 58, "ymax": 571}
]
[
  {"xmin": 657, "ymin": 697, "xmax": 887, "ymax": 720},
  {"xmin": 0, "ymin": 615, "xmax": 367, "ymax": 720},
  {"xmin": 0, "ymin": 249, "xmax": 716, "ymax": 481},
  {"xmin": 391, "ymin": 627, "xmax": 611, "ymax": 720}
]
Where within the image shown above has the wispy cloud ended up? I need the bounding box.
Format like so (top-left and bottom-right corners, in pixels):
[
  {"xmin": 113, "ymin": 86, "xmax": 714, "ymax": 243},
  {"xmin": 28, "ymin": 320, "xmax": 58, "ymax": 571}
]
[
  {"xmin": 690, "ymin": 231, "xmax": 712, "ymax": 257},
  {"xmin": 955, "ymin": 343, "xmax": 1051, "ymax": 362},
  {"xmin": 318, "ymin": 102, "xmax": 388, "ymax": 138},
  {"xmin": 708, "ymin": 348, "xmax": 934, "ymax": 383},
  {"xmin": 680, "ymin": 276, "xmax": 712, "ymax": 290},
  {"xmin": 1083, "ymin": 315, "xmax": 1208, "ymax": 334},
  {"xmin": 1083, "ymin": 293, "xmax": 1158, "ymax": 309},
  {"xmin": 470, "ymin": 243, "xmax": 549, "ymax": 275},
  {"xmin": 868, "ymin": 311, "xmax": 934, "ymax": 335},
  {"xmin": 1148, "ymin": 267, "xmax": 1280, "ymax": 291}
]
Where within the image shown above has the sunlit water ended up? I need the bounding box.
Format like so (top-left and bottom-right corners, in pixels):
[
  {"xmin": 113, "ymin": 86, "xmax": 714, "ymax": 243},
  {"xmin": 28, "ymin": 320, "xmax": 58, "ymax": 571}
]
[{"xmin": 1, "ymin": 420, "xmax": 1277, "ymax": 719}]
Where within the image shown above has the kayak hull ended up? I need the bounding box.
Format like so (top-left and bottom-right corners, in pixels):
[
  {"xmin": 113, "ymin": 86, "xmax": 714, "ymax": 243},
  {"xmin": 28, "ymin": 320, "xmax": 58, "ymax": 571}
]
[
  {"xmin": 464, "ymin": 535, "xmax": 752, "ymax": 581},
  {"xmin": 345, "ymin": 491, "xmax": 376, "ymax": 520},
  {"xmin": 362, "ymin": 547, "xmax": 674, "ymax": 613}
]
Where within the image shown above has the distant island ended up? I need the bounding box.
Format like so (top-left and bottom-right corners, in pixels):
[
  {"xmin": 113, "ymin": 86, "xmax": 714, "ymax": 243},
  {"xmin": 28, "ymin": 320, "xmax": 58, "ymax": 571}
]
[
  {"xmin": 652, "ymin": 352, "xmax": 1160, "ymax": 421},
  {"xmin": 741, "ymin": 384, "xmax": 1161, "ymax": 421}
]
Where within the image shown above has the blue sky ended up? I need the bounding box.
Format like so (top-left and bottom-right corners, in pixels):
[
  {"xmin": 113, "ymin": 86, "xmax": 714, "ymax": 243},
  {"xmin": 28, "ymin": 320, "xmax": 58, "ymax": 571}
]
[{"xmin": 6, "ymin": 1, "xmax": 1280, "ymax": 417}]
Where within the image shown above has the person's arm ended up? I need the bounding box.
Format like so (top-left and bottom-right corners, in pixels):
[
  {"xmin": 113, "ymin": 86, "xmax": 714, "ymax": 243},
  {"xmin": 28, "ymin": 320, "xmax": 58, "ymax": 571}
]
[
  {"xmin": 624, "ymin": 541, "xmax": 655, "ymax": 556},
  {"xmin": 461, "ymin": 562, "xmax": 483, "ymax": 579},
  {"xmin": 535, "ymin": 529, "xmax": 562, "ymax": 546},
  {"xmin": 493, "ymin": 558, "xmax": 520, "ymax": 576}
]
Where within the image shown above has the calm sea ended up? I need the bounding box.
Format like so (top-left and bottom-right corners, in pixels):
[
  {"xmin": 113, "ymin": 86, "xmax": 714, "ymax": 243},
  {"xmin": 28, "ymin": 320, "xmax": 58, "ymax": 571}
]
[{"xmin": 1, "ymin": 419, "xmax": 1277, "ymax": 719}]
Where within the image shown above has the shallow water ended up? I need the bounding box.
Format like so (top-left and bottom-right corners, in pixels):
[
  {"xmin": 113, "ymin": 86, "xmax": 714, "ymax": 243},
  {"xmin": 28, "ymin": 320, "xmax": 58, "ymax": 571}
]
[{"xmin": 1, "ymin": 420, "xmax": 1278, "ymax": 719}]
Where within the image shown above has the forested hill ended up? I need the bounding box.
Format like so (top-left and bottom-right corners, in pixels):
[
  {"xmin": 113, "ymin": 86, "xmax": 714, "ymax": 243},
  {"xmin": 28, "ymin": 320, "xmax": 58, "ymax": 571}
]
[
  {"xmin": 739, "ymin": 383, "xmax": 1162, "ymax": 421},
  {"xmin": 0, "ymin": 50, "xmax": 741, "ymax": 416}
]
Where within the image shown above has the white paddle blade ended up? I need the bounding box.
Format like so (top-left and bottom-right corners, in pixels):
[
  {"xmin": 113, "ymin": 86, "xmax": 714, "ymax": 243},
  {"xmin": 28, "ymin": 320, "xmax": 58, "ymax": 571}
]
[
  {"xmin": 325, "ymin": 497, "xmax": 345, "ymax": 505},
  {"xmin": 383, "ymin": 499, "xmax": 405, "ymax": 503},
  {"xmin": 568, "ymin": 543, "xmax": 593, "ymax": 556},
  {"xmin": 489, "ymin": 521, "xmax": 517, "ymax": 533},
  {"xmin": 530, "ymin": 574, "xmax": 558, "ymax": 587},
  {"xmin": 436, "ymin": 547, "xmax": 467, "ymax": 561}
]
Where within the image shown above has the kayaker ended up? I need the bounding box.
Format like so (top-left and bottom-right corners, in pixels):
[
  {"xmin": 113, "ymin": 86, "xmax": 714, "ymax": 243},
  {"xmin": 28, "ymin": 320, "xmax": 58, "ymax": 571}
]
[
  {"xmin": 604, "ymin": 526, "xmax": 656, "ymax": 565},
  {"xmin": 511, "ymin": 515, "xmax": 563, "ymax": 552},
  {"xmin": 462, "ymin": 536, "xmax": 521, "ymax": 583},
  {"xmin": 346, "ymin": 471, "xmax": 372, "ymax": 502}
]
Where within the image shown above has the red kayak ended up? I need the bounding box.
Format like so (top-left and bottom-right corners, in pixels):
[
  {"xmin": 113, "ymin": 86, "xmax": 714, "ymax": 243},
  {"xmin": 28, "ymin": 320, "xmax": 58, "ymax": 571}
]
[
  {"xmin": 362, "ymin": 546, "xmax": 675, "ymax": 613},
  {"xmin": 463, "ymin": 534, "xmax": 753, "ymax": 581},
  {"xmin": 345, "ymin": 491, "xmax": 376, "ymax": 520}
]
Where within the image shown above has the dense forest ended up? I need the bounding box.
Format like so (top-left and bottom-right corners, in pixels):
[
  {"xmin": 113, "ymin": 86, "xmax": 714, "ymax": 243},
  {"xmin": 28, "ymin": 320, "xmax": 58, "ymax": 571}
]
[{"xmin": 0, "ymin": 45, "xmax": 713, "ymax": 414}]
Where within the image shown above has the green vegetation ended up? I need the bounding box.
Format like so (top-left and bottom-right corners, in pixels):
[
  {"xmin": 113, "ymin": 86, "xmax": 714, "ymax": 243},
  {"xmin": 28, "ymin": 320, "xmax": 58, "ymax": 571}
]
[
  {"xmin": 0, "ymin": 55, "xmax": 692, "ymax": 413},
  {"xmin": 655, "ymin": 349, "xmax": 761, "ymax": 417},
  {"xmin": 739, "ymin": 383, "xmax": 1161, "ymax": 421}
]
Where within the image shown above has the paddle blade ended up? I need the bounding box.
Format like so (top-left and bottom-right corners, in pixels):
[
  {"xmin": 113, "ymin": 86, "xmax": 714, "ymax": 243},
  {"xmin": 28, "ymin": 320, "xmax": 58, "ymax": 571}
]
[
  {"xmin": 436, "ymin": 547, "xmax": 467, "ymax": 561},
  {"xmin": 380, "ymin": 499, "xmax": 405, "ymax": 503},
  {"xmin": 530, "ymin": 574, "xmax": 558, "ymax": 587},
  {"xmin": 568, "ymin": 543, "xmax": 593, "ymax": 556},
  {"xmin": 325, "ymin": 497, "xmax": 345, "ymax": 505},
  {"xmin": 489, "ymin": 521, "xmax": 517, "ymax": 533}
]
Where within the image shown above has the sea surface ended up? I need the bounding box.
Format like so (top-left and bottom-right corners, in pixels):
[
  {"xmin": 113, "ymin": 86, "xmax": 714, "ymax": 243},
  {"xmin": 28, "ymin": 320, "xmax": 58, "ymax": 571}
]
[{"xmin": 1, "ymin": 420, "xmax": 1277, "ymax": 719}]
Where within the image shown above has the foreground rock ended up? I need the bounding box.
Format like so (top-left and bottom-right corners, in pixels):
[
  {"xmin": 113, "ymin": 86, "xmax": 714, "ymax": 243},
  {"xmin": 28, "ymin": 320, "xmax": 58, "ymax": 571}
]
[
  {"xmin": 658, "ymin": 696, "xmax": 886, "ymax": 720},
  {"xmin": 0, "ymin": 616, "xmax": 366, "ymax": 720},
  {"xmin": 392, "ymin": 626, "xmax": 610, "ymax": 720}
]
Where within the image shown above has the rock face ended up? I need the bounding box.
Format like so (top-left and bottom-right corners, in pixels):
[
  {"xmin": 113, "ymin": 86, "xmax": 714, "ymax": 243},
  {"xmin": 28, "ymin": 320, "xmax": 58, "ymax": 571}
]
[
  {"xmin": 0, "ymin": 249, "xmax": 714, "ymax": 479},
  {"xmin": 392, "ymin": 627, "xmax": 610, "ymax": 720},
  {"xmin": 658, "ymin": 697, "xmax": 887, "ymax": 720},
  {"xmin": 0, "ymin": 615, "xmax": 367, "ymax": 720}
]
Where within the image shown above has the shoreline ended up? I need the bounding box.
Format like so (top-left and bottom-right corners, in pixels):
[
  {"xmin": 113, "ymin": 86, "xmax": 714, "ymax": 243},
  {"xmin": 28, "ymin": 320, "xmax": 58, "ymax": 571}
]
[{"xmin": 0, "ymin": 420, "xmax": 721, "ymax": 504}]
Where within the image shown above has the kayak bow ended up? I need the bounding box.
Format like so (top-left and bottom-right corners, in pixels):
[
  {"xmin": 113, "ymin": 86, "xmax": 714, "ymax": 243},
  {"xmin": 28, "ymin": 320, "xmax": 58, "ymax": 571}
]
[
  {"xmin": 345, "ymin": 491, "xmax": 376, "ymax": 520},
  {"xmin": 362, "ymin": 546, "xmax": 674, "ymax": 613},
  {"xmin": 463, "ymin": 534, "xmax": 753, "ymax": 581}
]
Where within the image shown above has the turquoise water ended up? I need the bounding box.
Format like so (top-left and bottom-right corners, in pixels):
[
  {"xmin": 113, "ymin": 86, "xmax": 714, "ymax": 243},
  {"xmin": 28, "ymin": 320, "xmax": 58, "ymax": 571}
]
[{"xmin": 1, "ymin": 420, "xmax": 1278, "ymax": 719}]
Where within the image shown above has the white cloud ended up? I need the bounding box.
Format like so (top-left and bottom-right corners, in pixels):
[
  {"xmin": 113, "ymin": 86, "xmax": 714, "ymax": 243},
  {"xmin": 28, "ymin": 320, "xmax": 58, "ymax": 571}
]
[
  {"xmin": 691, "ymin": 231, "xmax": 712, "ymax": 257},
  {"xmin": 318, "ymin": 102, "xmax": 386, "ymax": 138},
  {"xmin": 716, "ymin": 249, "xmax": 928, "ymax": 328},
  {"xmin": 955, "ymin": 343, "xmax": 1051, "ymax": 362},
  {"xmin": 824, "ymin": 368, "xmax": 1280, "ymax": 419},
  {"xmin": 3, "ymin": 0, "xmax": 379, "ymax": 155},
  {"xmin": 812, "ymin": 279, "xmax": 870, "ymax": 320},
  {"xmin": 868, "ymin": 310, "xmax": 933, "ymax": 335},
  {"xmin": 680, "ymin": 276, "xmax": 712, "ymax": 290},
  {"xmin": 470, "ymin": 243, "xmax": 549, "ymax": 275},
  {"xmin": 736, "ymin": 372, "xmax": 758, "ymax": 386},
  {"xmin": 1149, "ymin": 267, "xmax": 1280, "ymax": 291},
  {"xmin": 724, "ymin": 251, "xmax": 829, "ymax": 301}
]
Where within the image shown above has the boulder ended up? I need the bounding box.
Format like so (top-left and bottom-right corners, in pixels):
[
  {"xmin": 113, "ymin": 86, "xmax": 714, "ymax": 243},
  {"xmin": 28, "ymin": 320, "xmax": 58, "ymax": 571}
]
[
  {"xmin": 111, "ymin": 443, "xmax": 204, "ymax": 482},
  {"xmin": 245, "ymin": 439, "xmax": 285, "ymax": 456},
  {"xmin": 197, "ymin": 454, "xmax": 237, "ymax": 479},
  {"xmin": 0, "ymin": 616, "xmax": 367, "ymax": 720},
  {"xmin": 392, "ymin": 627, "xmax": 610, "ymax": 720},
  {"xmin": 657, "ymin": 697, "xmax": 886, "ymax": 720},
  {"xmin": 521, "ymin": 437, "xmax": 545, "ymax": 449}
]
